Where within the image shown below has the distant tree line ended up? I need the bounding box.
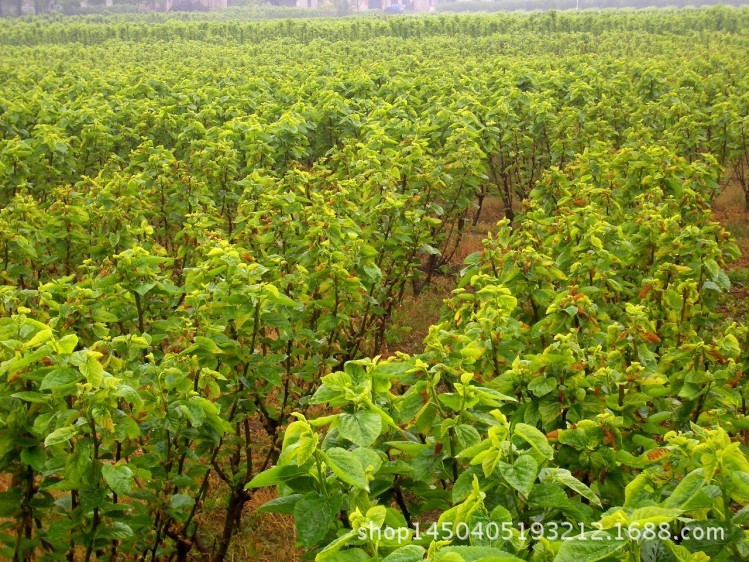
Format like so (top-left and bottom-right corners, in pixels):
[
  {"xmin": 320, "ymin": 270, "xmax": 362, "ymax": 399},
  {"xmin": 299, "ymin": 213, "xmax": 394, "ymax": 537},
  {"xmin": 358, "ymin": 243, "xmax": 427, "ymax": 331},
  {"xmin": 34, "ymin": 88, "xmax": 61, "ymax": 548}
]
[
  {"xmin": 0, "ymin": 0, "xmax": 747, "ymax": 18},
  {"xmin": 439, "ymin": 0, "xmax": 748, "ymax": 12},
  {"xmin": 0, "ymin": 0, "xmax": 270, "ymax": 16}
]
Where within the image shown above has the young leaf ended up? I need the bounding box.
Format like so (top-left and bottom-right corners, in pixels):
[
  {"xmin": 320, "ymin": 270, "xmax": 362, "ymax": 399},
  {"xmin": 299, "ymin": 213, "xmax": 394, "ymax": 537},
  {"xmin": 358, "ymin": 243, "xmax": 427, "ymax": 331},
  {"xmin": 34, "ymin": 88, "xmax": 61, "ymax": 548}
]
[
  {"xmin": 514, "ymin": 423, "xmax": 554, "ymax": 459},
  {"xmin": 338, "ymin": 410, "xmax": 382, "ymax": 447},
  {"xmin": 293, "ymin": 492, "xmax": 341, "ymax": 548},
  {"xmin": 498, "ymin": 454, "xmax": 538, "ymax": 496},
  {"xmin": 102, "ymin": 464, "xmax": 134, "ymax": 496},
  {"xmin": 44, "ymin": 425, "xmax": 78, "ymax": 447},
  {"xmin": 323, "ymin": 448, "xmax": 369, "ymax": 491},
  {"xmin": 555, "ymin": 534, "xmax": 627, "ymax": 562}
]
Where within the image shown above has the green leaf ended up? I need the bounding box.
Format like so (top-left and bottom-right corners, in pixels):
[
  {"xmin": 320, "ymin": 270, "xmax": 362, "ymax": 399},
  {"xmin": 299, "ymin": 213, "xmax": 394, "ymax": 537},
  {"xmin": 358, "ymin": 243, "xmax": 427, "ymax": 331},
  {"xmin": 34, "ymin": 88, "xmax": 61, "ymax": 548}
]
[
  {"xmin": 498, "ymin": 454, "xmax": 538, "ymax": 496},
  {"xmin": 564, "ymin": 305, "xmax": 579, "ymax": 316},
  {"xmin": 729, "ymin": 471, "xmax": 749, "ymax": 502},
  {"xmin": 513, "ymin": 423, "xmax": 554, "ymax": 459},
  {"xmin": 351, "ymin": 447, "xmax": 383, "ymax": 474},
  {"xmin": 548, "ymin": 468, "xmax": 602, "ymax": 507},
  {"xmin": 257, "ymin": 494, "xmax": 302, "ymax": 514},
  {"xmin": 719, "ymin": 334, "xmax": 741, "ymax": 359},
  {"xmin": 283, "ymin": 430, "xmax": 318, "ymax": 467},
  {"xmin": 528, "ymin": 376, "xmax": 557, "ymax": 397},
  {"xmin": 629, "ymin": 506, "xmax": 682, "ymax": 527},
  {"xmin": 44, "ymin": 425, "xmax": 78, "ymax": 447},
  {"xmin": 338, "ymin": 410, "xmax": 382, "ymax": 447},
  {"xmin": 440, "ymin": 546, "xmax": 524, "ymax": 561},
  {"xmin": 0, "ymin": 345, "xmax": 51, "ymax": 376},
  {"xmin": 246, "ymin": 464, "xmax": 308, "ymax": 489},
  {"xmin": 134, "ymin": 281, "xmax": 156, "ymax": 296},
  {"xmin": 25, "ymin": 328, "xmax": 53, "ymax": 348},
  {"xmin": 381, "ymin": 545, "xmax": 427, "ymax": 562},
  {"xmin": 455, "ymin": 424, "xmax": 482, "ymax": 450},
  {"xmin": 102, "ymin": 464, "xmax": 133, "ymax": 496},
  {"xmin": 0, "ymin": 490, "xmax": 23, "ymax": 517},
  {"xmin": 101, "ymin": 521, "xmax": 133, "ymax": 540},
  {"xmin": 528, "ymin": 483, "xmax": 571, "ymax": 509},
  {"xmin": 79, "ymin": 352, "xmax": 104, "ymax": 387},
  {"xmin": 624, "ymin": 470, "xmax": 656, "ymax": 508},
  {"xmin": 293, "ymin": 493, "xmax": 340, "ymax": 548},
  {"xmin": 56, "ymin": 334, "xmax": 78, "ymax": 354},
  {"xmin": 460, "ymin": 340, "xmax": 485, "ymax": 362},
  {"xmin": 40, "ymin": 368, "xmax": 80, "ymax": 390},
  {"xmin": 20, "ymin": 447, "xmax": 46, "ymax": 471},
  {"xmin": 318, "ymin": 546, "xmax": 368, "ymax": 562},
  {"xmin": 169, "ymin": 494, "xmax": 194, "ymax": 511},
  {"xmin": 193, "ymin": 336, "xmax": 224, "ymax": 355},
  {"xmin": 323, "ymin": 448, "xmax": 368, "ymax": 491},
  {"xmin": 554, "ymin": 533, "xmax": 627, "ymax": 562},
  {"xmin": 92, "ymin": 309, "xmax": 118, "ymax": 323},
  {"xmin": 453, "ymin": 467, "xmax": 482, "ymax": 503},
  {"xmin": 11, "ymin": 391, "xmax": 48, "ymax": 403},
  {"xmin": 663, "ymin": 468, "xmax": 705, "ymax": 509},
  {"xmin": 264, "ymin": 284, "xmax": 302, "ymax": 309}
]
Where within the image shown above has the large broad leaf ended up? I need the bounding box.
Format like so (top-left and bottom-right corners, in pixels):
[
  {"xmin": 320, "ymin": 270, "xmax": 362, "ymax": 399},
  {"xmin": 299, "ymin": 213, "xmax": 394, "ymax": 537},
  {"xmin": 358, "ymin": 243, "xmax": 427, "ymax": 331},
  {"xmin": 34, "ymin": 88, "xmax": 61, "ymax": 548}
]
[
  {"xmin": 102, "ymin": 464, "xmax": 134, "ymax": 495},
  {"xmin": 728, "ymin": 470, "xmax": 749, "ymax": 503},
  {"xmin": 194, "ymin": 336, "xmax": 224, "ymax": 354},
  {"xmin": 169, "ymin": 494, "xmax": 194, "ymax": 511},
  {"xmin": 513, "ymin": 423, "xmax": 554, "ymax": 459},
  {"xmin": 439, "ymin": 546, "xmax": 524, "ymax": 561},
  {"xmin": 528, "ymin": 483, "xmax": 573, "ymax": 509},
  {"xmin": 316, "ymin": 531, "xmax": 361, "ymax": 561},
  {"xmin": 498, "ymin": 454, "xmax": 538, "ymax": 496},
  {"xmin": 246, "ymin": 464, "xmax": 308, "ymax": 489},
  {"xmin": 629, "ymin": 506, "xmax": 682, "ymax": 527},
  {"xmin": 454, "ymin": 424, "xmax": 482, "ymax": 450},
  {"xmin": 555, "ymin": 533, "xmax": 628, "ymax": 562},
  {"xmin": 257, "ymin": 494, "xmax": 302, "ymax": 514},
  {"xmin": 0, "ymin": 345, "xmax": 51, "ymax": 377},
  {"xmin": 79, "ymin": 352, "xmax": 104, "ymax": 387},
  {"xmin": 55, "ymin": 334, "xmax": 78, "ymax": 354},
  {"xmin": 323, "ymin": 448, "xmax": 368, "ymax": 490},
  {"xmin": 11, "ymin": 391, "xmax": 48, "ymax": 403},
  {"xmin": 20, "ymin": 447, "xmax": 46, "ymax": 471},
  {"xmin": 44, "ymin": 425, "xmax": 78, "ymax": 447},
  {"xmin": 318, "ymin": 547, "xmax": 369, "ymax": 562},
  {"xmin": 624, "ymin": 470, "xmax": 656, "ymax": 507},
  {"xmin": 100, "ymin": 522, "xmax": 133, "ymax": 540},
  {"xmin": 40, "ymin": 367, "xmax": 80, "ymax": 390},
  {"xmin": 293, "ymin": 492, "xmax": 342, "ymax": 548},
  {"xmin": 381, "ymin": 545, "xmax": 427, "ymax": 562},
  {"xmin": 351, "ymin": 447, "xmax": 383, "ymax": 474},
  {"xmin": 663, "ymin": 468, "xmax": 705, "ymax": 509},
  {"xmin": 338, "ymin": 410, "xmax": 382, "ymax": 447},
  {"xmin": 0, "ymin": 490, "xmax": 23, "ymax": 517},
  {"xmin": 548, "ymin": 468, "xmax": 602, "ymax": 507}
]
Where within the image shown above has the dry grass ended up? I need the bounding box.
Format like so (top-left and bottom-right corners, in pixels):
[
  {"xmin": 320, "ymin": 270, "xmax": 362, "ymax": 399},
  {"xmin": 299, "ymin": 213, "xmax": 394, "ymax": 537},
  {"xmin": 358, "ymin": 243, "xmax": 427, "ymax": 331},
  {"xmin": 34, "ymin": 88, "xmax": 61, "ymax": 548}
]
[
  {"xmin": 383, "ymin": 196, "xmax": 508, "ymax": 357},
  {"xmin": 451, "ymin": 197, "xmax": 506, "ymax": 267},
  {"xmin": 0, "ymin": 473, "xmax": 11, "ymax": 543},
  {"xmin": 714, "ymin": 178, "xmax": 749, "ymax": 264},
  {"xmin": 190, "ymin": 415, "xmax": 304, "ymax": 562},
  {"xmin": 383, "ymin": 274, "xmax": 456, "ymax": 356},
  {"xmin": 713, "ymin": 178, "xmax": 749, "ymax": 322},
  {"xmin": 195, "ymin": 487, "xmax": 300, "ymax": 562}
]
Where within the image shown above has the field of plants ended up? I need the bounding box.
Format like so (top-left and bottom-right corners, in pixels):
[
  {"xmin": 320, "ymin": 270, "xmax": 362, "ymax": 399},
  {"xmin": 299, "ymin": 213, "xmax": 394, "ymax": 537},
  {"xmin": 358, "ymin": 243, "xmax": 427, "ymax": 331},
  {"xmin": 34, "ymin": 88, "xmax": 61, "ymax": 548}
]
[{"xmin": 1, "ymin": 7, "xmax": 749, "ymax": 562}]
